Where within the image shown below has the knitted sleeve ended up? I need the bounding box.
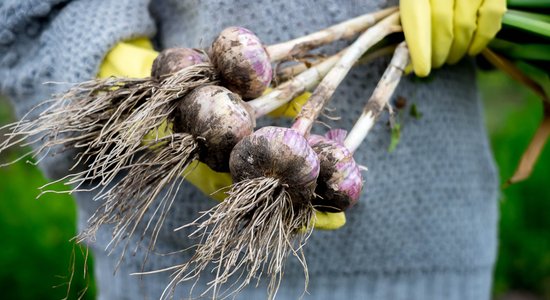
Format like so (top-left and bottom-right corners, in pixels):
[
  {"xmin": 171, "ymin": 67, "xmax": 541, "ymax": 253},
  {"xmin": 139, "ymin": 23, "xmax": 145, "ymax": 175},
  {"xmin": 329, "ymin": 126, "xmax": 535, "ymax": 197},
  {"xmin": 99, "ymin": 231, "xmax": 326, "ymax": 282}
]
[
  {"xmin": 0, "ymin": 0, "xmax": 156, "ymax": 179},
  {"xmin": 0, "ymin": 1, "xmax": 501, "ymax": 299}
]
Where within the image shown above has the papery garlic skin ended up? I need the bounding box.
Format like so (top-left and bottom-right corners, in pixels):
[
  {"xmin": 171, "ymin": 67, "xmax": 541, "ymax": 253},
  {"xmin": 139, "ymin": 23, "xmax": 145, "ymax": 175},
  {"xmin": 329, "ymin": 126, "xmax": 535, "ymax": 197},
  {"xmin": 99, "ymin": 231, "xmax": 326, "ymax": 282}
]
[
  {"xmin": 176, "ymin": 85, "xmax": 255, "ymax": 172},
  {"xmin": 211, "ymin": 26, "xmax": 272, "ymax": 100},
  {"xmin": 230, "ymin": 126, "xmax": 320, "ymax": 204},
  {"xmin": 152, "ymin": 48, "xmax": 207, "ymax": 79},
  {"xmin": 309, "ymin": 129, "xmax": 363, "ymax": 212}
]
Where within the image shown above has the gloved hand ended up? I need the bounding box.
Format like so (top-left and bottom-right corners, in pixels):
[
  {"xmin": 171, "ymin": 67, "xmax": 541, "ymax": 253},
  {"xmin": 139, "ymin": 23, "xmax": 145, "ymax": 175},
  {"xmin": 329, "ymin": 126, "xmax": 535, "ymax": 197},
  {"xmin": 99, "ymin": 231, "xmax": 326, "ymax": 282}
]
[
  {"xmin": 98, "ymin": 37, "xmax": 158, "ymax": 78},
  {"xmin": 400, "ymin": 0, "xmax": 507, "ymax": 77},
  {"xmin": 99, "ymin": 39, "xmax": 346, "ymax": 230},
  {"xmin": 267, "ymin": 90, "xmax": 311, "ymax": 118}
]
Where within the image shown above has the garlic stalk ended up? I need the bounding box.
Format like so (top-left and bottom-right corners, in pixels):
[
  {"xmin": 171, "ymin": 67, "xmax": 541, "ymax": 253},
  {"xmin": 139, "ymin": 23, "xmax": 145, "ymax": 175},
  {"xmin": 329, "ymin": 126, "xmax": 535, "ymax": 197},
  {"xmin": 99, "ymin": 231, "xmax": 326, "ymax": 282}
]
[{"xmin": 344, "ymin": 42, "xmax": 410, "ymax": 153}]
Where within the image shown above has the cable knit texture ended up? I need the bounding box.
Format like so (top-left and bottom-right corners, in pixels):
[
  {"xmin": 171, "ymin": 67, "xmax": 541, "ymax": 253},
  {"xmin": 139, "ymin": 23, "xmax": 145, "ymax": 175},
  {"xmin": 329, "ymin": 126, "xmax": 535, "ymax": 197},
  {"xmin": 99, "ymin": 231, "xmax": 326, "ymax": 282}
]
[{"xmin": 0, "ymin": 0, "xmax": 499, "ymax": 299}]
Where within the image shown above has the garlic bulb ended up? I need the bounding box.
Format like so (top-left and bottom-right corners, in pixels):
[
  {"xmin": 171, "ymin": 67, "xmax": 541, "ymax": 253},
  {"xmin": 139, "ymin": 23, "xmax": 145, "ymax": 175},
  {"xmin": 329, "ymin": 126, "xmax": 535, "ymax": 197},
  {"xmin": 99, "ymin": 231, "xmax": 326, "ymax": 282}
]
[
  {"xmin": 176, "ymin": 85, "xmax": 255, "ymax": 172},
  {"xmin": 309, "ymin": 129, "xmax": 362, "ymax": 211},
  {"xmin": 230, "ymin": 126, "xmax": 320, "ymax": 204},
  {"xmin": 210, "ymin": 27, "xmax": 272, "ymax": 100},
  {"xmin": 152, "ymin": 47, "xmax": 207, "ymax": 79}
]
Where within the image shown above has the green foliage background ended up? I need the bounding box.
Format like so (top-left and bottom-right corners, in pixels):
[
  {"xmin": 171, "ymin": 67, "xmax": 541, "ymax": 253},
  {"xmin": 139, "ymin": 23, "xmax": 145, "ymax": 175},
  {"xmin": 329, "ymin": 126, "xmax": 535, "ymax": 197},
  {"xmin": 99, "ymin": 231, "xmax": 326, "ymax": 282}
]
[
  {"xmin": 479, "ymin": 71, "xmax": 550, "ymax": 299},
  {"xmin": 0, "ymin": 100, "xmax": 95, "ymax": 300},
  {"xmin": 0, "ymin": 70, "xmax": 548, "ymax": 299}
]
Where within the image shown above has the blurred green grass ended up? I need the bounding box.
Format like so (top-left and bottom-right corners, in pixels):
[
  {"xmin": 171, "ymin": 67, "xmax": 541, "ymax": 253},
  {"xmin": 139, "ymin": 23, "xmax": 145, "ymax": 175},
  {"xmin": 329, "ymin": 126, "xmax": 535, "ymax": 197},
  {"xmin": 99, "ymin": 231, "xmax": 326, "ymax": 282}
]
[
  {"xmin": 479, "ymin": 71, "xmax": 550, "ymax": 299},
  {"xmin": 0, "ymin": 99, "xmax": 95, "ymax": 300},
  {"xmin": 0, "ymin": 70, "xmax": 548, "ymax": 299}
]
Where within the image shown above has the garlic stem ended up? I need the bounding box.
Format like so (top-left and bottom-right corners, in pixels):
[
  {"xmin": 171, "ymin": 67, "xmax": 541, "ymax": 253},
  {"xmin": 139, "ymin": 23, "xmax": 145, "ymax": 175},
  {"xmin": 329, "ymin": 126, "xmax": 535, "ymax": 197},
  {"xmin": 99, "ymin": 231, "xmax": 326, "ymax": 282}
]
[
  {"xmin": 274, "ymin": 57, "xmax": 326, "ymax": 82},
  {"xmin": 267, "ymin": 7, "xmax": 398, "ymax": 61},
  {"xmin": 344, "ymin": 42, "xmax": 410, "ymax": 153},
  {"xmin": 249, "ymin": 52, "xmax": 343, "ymax": 117},
  {"xmin": 291, "ymin": 12, "xmax": 401, "ymax": 136}
]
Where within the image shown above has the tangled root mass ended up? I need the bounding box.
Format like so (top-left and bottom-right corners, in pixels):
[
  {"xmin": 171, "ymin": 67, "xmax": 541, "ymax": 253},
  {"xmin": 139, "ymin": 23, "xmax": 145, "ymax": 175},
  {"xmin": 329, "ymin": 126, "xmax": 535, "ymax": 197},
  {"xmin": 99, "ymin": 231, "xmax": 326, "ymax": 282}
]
[{"xmin": 163, "ymin": 177, "xmax": 315, "ymax": 300}]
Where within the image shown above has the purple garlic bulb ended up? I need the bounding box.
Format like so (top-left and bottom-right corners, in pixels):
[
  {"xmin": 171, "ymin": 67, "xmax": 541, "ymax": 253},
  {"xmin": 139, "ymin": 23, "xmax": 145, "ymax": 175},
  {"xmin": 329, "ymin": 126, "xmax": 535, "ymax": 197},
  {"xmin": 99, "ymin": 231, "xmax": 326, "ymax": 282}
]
[
  {"xmin": 230, "ymin": 126, "xmax": 320, "ymax": 204},
  {"xmin": 176, "ymin": 85, "xmax": 255, "ymax": 172},
  {"xmin": 210, "ymin": 26, "xmax": 272, "ymax": 100},
  {"xmin": 152, "ymin": 48, "xmax": 207, "ymax": 79},
  {"xmin": 308, "ymin": 129, "xmax": 363, "ymax": 212}
]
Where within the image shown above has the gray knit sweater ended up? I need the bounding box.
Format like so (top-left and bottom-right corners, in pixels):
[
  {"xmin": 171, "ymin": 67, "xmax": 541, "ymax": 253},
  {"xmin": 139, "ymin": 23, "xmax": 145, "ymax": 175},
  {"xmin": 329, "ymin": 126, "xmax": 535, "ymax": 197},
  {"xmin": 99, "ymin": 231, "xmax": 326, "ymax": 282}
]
[{"xmin": 0, "ymin": 0, "xmax": 499, "ymax": 299}]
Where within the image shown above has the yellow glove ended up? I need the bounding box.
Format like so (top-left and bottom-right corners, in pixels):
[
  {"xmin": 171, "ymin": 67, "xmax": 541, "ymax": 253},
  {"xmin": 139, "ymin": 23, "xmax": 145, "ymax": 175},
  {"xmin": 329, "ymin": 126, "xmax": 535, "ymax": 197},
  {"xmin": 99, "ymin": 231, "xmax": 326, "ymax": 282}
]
[
  {"xmin": 98, "ymin": 37, "xmax": 158, "ymax": 79},
  {"xmin": 400, "ymin": 0, "xmax": 507, "ymax": 77},
  {"xmin": 267, "ymin": 90, "xmax": 311, "ymax": 118},
  {"xmin": 99, "ymin": 38, "xmax": 346, "ymax": 230}
]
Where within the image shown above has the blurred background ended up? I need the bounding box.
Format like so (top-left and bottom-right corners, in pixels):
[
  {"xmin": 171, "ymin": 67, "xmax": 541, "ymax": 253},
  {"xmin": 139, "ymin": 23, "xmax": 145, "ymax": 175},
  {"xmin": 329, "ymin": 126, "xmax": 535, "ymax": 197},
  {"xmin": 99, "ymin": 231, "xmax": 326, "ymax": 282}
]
[{"xmin": 0, "ymin": 69, "xmax": 549, "ymax": 299}]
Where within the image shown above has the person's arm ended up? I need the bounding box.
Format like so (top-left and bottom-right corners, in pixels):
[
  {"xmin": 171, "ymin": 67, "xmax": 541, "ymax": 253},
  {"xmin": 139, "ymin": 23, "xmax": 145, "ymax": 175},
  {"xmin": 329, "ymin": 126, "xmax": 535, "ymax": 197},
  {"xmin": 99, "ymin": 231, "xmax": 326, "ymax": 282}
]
[{"xmin": 0, "ymin": 0, "xmax": 156, "ymax": 179}]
